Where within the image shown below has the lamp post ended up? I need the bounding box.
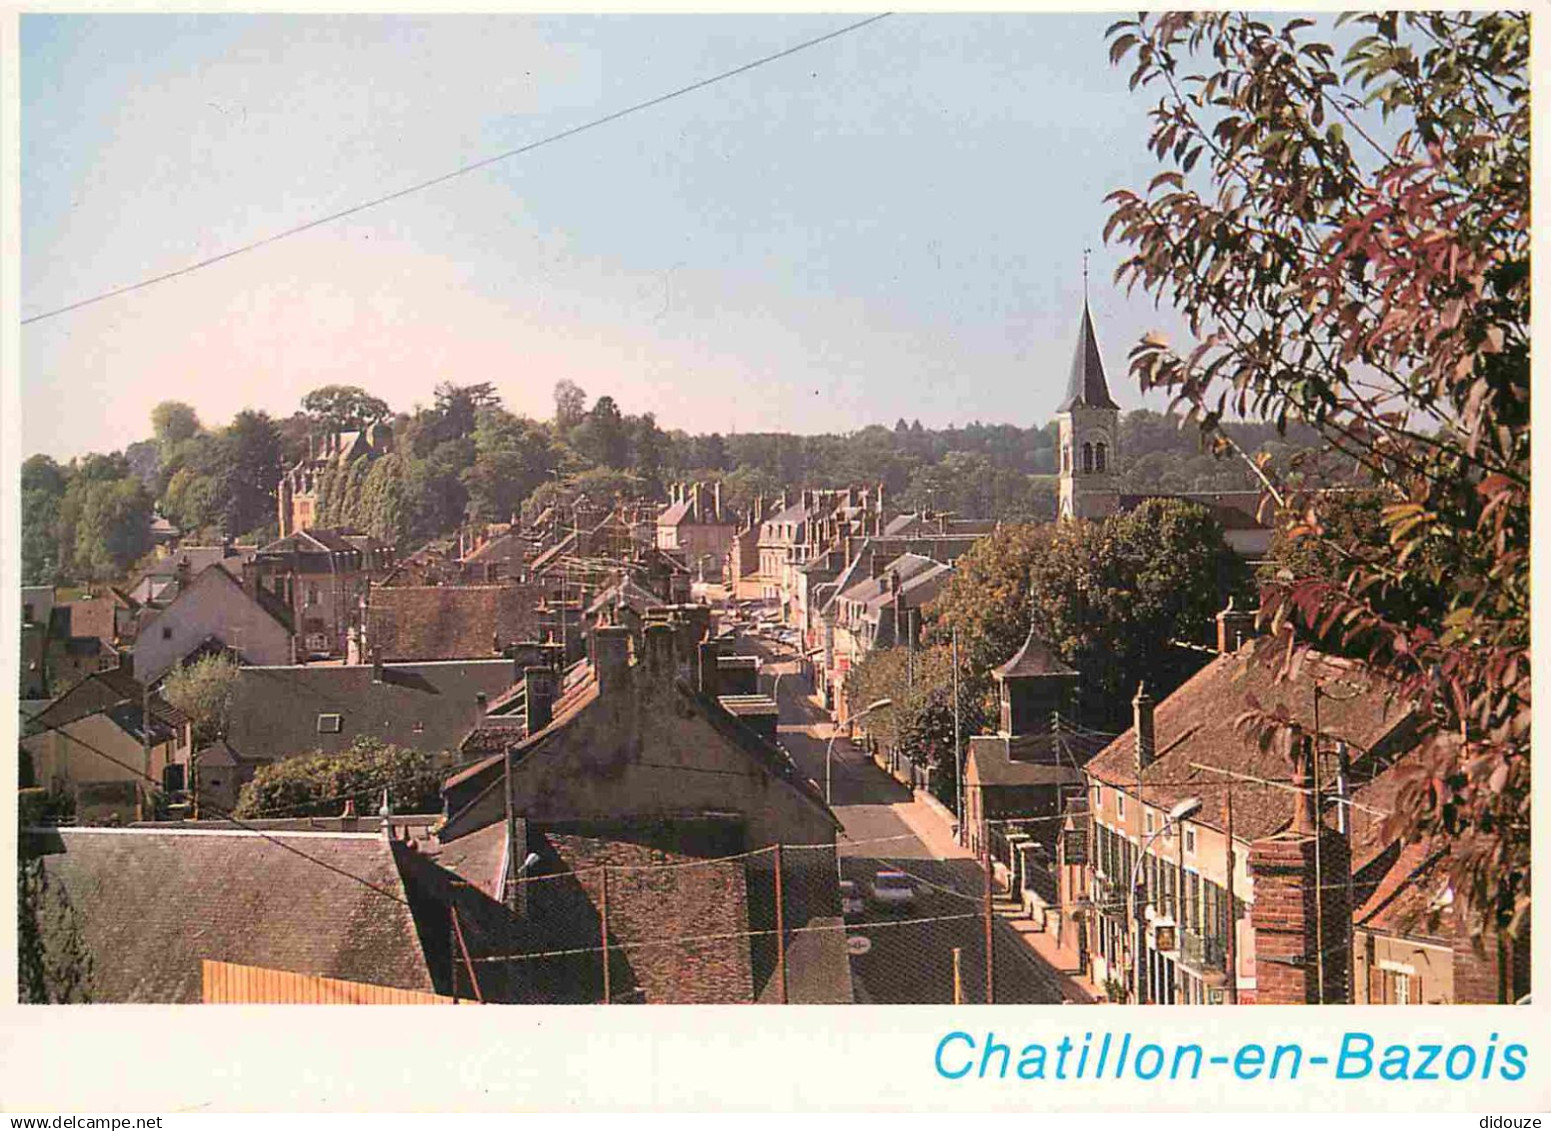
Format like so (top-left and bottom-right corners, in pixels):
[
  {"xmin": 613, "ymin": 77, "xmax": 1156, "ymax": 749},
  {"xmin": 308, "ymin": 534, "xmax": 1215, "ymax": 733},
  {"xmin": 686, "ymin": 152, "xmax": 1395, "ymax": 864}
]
[
  {"xmin": 827, "ymin": 697, "xmax": 892, "ymax": 805},
  {"xmin": 1127, "ymin": 796, "xmax": 1201, "ymax": 1006}
]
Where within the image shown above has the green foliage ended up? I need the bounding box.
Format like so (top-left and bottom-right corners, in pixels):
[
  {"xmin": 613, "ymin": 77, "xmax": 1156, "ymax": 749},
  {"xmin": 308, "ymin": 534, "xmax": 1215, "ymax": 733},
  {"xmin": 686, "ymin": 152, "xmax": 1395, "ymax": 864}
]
[
  {"xmin": 928, "ymin": 500, "xmax": 1248, "ymax": 728},
  {"xmin": 62, "ymin": 472, "xmax": 153, "ymax": 581},
  {"xmin": 844, "ymin": 644, "xmax": 987, "ymax": 811},
  {"xmin": 161, "ymin": 653, "xmax": 241, "ymax": 748},
  {"xmin": 150, "ymin": 400, "xmax": 200, "ymax": 450},
  {"xmin": 17, "ymin": 856, "xmax": 93, "ymax": 1004},
  {"xmin": 21, "ymin": 454, "xmax": 67, "ymax": 584},
  {"xmin": 462, "ymin": 409, "xmax": 559, "ymax": 523},
  {"xmin": 233, "ymin": 737, "xmax": 444, "ymax": 819},
  {"xmin": 1107, "ymin": 11, "xmax": 1529, "ymax": 940},
  {"xmin": 301, "ymin": 385, "xmax": 390, "ymax": 432}
]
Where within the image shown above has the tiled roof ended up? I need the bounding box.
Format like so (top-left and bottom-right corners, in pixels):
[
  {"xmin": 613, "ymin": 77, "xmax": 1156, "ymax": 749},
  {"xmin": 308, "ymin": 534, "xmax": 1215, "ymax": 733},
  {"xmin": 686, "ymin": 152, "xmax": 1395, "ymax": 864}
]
[
  {"xmin": 1056, "ymin": 303, "xmax": 1120, "ymax": 412},
  {"xmin": 991, "ymin": 627, "xmax": 1077, "ymax": 680},
  {"xmin": 48, "ymin": 597, "xmax": 117, "ymax": 645},
  {"xmin": 224, "ymin": 659, "xmax": 519, "ymax": 764},
  {"xmin": 367, "ymin": 585, "xmax": 542, "ymax": 661},
  {"xmin": 1084, "ymin": 639, "xmax": 1416, "ymax": 842},
  {"xmin": 23, "ymin": 827, "xmax": 432, "ymax": 1002},
  {"xmin": 26, "ymin": 669, "xmax": 187, "ymax": 737}
]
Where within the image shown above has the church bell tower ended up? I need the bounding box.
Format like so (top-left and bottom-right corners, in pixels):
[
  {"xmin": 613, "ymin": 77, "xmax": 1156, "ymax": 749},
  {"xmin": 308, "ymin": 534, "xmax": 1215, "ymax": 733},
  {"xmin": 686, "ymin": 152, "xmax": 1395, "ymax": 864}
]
[{"xmin": 1056, "ymin": 299, "xmax": 1121, "ymax": 521}]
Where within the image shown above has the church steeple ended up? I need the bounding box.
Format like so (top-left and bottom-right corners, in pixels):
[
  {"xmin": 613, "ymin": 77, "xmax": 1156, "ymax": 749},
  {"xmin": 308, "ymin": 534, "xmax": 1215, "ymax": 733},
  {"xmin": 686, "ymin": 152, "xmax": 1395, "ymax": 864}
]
[
  {"xmin": 1055, "ymin": 296, "xmax": 1121, "ymax": 521},
  {"xmin": 1057, "ymin": 302, "xmax": 1120, "ymax": 412}
]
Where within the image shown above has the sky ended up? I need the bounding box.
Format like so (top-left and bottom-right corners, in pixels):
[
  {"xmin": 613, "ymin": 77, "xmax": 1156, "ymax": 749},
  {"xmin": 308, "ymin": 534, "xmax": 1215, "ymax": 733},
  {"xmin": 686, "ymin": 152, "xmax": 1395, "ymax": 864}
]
[{"xmin": 21, "ymin": 12, "xmax": 1209, "ymax": 460}]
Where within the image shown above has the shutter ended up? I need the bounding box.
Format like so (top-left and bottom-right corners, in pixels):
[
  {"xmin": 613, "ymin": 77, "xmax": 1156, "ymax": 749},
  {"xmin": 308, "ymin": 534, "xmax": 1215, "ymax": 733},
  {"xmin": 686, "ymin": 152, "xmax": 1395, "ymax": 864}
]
[
  {"xmin": 1368, "ymin": 964, "xmax": 1387, "ymax": 1004},
  {"xmin": 1412, "ymin": 973, "xmax": 1423, "ymax": 1005}
]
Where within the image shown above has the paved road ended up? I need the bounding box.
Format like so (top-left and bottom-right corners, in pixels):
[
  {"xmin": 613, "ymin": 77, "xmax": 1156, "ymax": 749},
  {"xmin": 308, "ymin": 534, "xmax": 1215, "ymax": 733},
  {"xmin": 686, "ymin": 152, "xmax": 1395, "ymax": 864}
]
[{"xmin": 746, "ymin": 636, "xmax": 1067, "ymax": 1004}]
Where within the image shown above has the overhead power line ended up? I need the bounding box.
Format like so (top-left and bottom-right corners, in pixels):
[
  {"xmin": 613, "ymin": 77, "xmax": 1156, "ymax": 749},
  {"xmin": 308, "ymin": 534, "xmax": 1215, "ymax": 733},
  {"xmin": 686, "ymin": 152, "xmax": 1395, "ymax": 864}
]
[{"xmin": 22, "ymin": 13, "xmax": 893, "ymax": 327}]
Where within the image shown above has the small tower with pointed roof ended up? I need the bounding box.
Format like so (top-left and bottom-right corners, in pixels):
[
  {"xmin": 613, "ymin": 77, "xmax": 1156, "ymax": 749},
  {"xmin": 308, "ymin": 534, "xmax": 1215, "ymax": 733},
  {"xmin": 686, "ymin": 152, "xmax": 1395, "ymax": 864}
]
[
  {"xmin": 991, "ymin": 623, "xmax": 1080, "ymax": 743},
  {"xmin": 1056, "ymin": 297, "xmax": 1121, "ymax": 521}
]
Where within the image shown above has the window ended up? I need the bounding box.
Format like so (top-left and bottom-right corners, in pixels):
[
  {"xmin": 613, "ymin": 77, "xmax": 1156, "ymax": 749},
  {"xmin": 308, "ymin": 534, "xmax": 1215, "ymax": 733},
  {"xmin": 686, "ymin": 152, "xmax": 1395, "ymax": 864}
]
[
  {"xmin": 412, "ymin": 721, "xmax": 425, "ymax": 734},
  {"xmin": 306, "ymin": 583, "xmax": 321, "ymax": 607},
  {"xmin": 1082, "ymin": 442, "xmax": 1095, "ymax": 474},
  {"xmin": 1116, "ymin": 793, "xmax": 1126, "ymax": 819},
  {"xmin": 317, "ymin": 713, "xmax": 343, "ymax": 734},
  {"xmin": 1145, "ymin": 810, "xmax": 1155, "ymax": 835},
  {"xmin": 162, "ymin": 626, "xmax": 173, "ymax": 640},
  {"xmin": 1095, "ymin": 442, "xmax": 1108, "ymax": 472},
  {"xmin": 1184, "ymin": 827, "xmax": 1196, "ymax": 855}
]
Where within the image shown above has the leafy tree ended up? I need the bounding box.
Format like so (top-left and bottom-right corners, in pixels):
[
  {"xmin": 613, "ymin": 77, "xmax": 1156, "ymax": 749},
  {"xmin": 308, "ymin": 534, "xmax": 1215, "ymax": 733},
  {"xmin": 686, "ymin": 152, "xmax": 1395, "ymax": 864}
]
[
  {"xmin": 224, "ymin": 410, "xmax": 283, "ymax": 537},
  {"xmin": 161, "ymin": 653, "xmax": 241, "ymax": 748},
  {"xmin": 575, "ymin": 395, "xmax": 629, "ymax": 469},
  {"xmin": 160, "ymin": 465, "xmax": 223, "ymax": 534},
  {"xmin": 358, "ymin": 452, "xmax": 414, "ymax": 545},
  {"xmin": 21, "ymin": 455, "xmax": 68, "ymax": 585},
  {"xmin": 150, "ymin": 401, "xmax": 200, "ymax": 451},
  {"xmin": 301, "ymin": 385, "xmax": 390, "ymax": 433},
  {"xmin": 463, "ymin": 410, "xmax": 559, "ymax": 523},
  {"xmin": 845, "ymin": 644, "xmax": 987, "ymax": 811},
  {"xmin": 1105, "ymin": 11, "xmax": 1529, "ymax": 942},
  {"xmin": 123, "ymin": 439, "xmax": 161, "ymax": 491},
  {"xmin": 628, "ymin": 412, "xmax": 665, "ymax": 499},
  {"xmin": 428, "ymin": 381, "xmax": 502, "ymax": 447},
  {"xmin": 929, "ymin": 501, "xmax": 1248, "ymax": 729},
  {"xmin": 233, "ymin": 737, "xmax": 443, "ymax": 819},
  {"xmin": 552, "ymin": 379, "xmax": 588, "ymax": 432},
  {"xmin": 64, "ymin": 473, "xmax": 153, "ymax": 581}
]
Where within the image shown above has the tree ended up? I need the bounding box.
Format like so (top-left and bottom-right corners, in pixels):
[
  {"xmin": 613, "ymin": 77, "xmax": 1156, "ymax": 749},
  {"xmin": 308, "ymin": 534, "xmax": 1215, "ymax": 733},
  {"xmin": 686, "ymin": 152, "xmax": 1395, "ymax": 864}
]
[
  {"xmin": 64, "ymin": 474, "xmax": 153, "ymax": 581},
  {"xmin": 845, "ymin": 644, "xmax": 988, "ymax": 811},
  {"xmin": 1105, "ymin": 11, "xmax": 1529, "ymax": 941},
  {"xmin": 552, "ymin": 379, "xmax": 588, "ymax": 432},
  {"xmin": 575, "ymin": 395, "xmax": 629, "ymax": 469},
  {"xmin": 21, "ymin": 455, "xmax": 68, "ymax": 585},
  {"xmin": 150, "ymin": 401, "xmax": 200, "ymax": 451},
  {"xmin": 233, "ymin": 737, "xmax": 444, "ymax": 819},
  {"xmin": 463, "ymin": 410, "xmax": 559, "ymax": 523},
  {"xmin": 429, "ymin": 381, "xmax": 502, "ymax": 447},
  {"xmin": 224, "ymin": 410, "xmax": 283, "ymax": 537},
  {"xmin": 161, "ymin": 653, "xmax": 241, "ymax": 748},
  {"xmin": 928, "ymin": 501, "xmax": 1248, "ymax": 729},
  {"xmin": 301, "ymin": 385, "xmax": 390, "ymax": 433}
]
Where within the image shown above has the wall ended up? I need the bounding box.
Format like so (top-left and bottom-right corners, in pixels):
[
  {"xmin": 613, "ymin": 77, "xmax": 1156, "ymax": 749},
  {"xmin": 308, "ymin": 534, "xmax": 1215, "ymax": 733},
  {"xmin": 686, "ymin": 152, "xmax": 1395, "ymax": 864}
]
[{"xmin": 133, "ymin": 574, "xmax": 293, "ymax": 685}]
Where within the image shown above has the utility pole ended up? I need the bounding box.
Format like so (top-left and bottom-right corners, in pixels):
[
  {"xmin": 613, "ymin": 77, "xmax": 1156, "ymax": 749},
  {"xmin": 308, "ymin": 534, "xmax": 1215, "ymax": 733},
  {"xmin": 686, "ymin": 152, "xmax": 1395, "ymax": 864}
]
[
  {"xmin": 503, "ymin": 743, "xmax": 519, "ymax": 914},
  {"xmin": 982, "ymin": 845, "xmax": 995, "ymax": 1004},
  {"xmin": 1311, "ymin": 687, "xmax": 1326, "ymax": 1005},
  {"xmin": 774, "ymin": 844, "xmax": 788, "ymax": 1004},
  {"xmin": 952, "ymin": 627, "xmax": 963, "ymax": 843},
  {"xmin": 952, "ymin": 947, "xmax": 963, "ymax": 1005},
  {"xmin": 1225, "ymin": 787, "xmax": 1238, "ymax": 1005},
  {"xmin": 599, "ymin": 864, "xmax": 612, "ymax": 1005}
]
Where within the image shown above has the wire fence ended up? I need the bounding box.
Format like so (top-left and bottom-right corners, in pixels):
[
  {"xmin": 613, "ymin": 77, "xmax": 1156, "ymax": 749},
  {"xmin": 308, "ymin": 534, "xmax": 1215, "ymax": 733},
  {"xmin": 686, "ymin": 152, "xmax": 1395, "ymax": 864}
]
[{"xmin": 412, "ymin": 836, "xmax": 1074, "ymax": 1006}]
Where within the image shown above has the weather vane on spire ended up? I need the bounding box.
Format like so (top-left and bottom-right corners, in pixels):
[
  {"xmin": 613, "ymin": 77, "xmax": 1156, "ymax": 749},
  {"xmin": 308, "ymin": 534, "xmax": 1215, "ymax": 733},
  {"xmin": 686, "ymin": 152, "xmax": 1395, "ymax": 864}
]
[{"xmin": 1082, "ymin": 246, "xmax": 1092, "ymax": 301}]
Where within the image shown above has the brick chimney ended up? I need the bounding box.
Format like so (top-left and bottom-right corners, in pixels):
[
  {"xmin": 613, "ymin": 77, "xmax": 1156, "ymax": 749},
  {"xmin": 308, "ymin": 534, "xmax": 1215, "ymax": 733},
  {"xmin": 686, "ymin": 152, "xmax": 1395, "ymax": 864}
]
[
  {"xmin": 524, "ymin": 666, "xmax": 559, "ymax": 734},
  {"xmin": 1249, "ymin": 827, "xmax": 1352, "ymax": 1004},
  {"xmin": 1132, "ymin": 683, "xmax": 1156, "ymax": 772},
  {"xmin": 697, "ymin": 639, "xmax": 722, "ymax": 698},
  {"xmin": 643, "ymin": 622, "xmax": 677, "ymax": 689},
  {"xmin": 593, "ymin": 625, "xmax": 631, "ymax": 699}
]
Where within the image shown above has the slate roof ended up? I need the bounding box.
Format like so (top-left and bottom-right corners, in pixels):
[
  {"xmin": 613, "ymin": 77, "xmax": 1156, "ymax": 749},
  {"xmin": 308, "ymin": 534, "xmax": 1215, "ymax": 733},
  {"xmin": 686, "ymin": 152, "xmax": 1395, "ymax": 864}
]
[
  {"xmin": 367, "ymin": 585, "xmax": 541, "ymax": 661},
  {"xmin": 966, "ymin": 732, "xmax": 1109, "ymax": 786},
  {"xmin": 48, "ymin": 597, "xmax": 117, "ymax": 646},
  {"xmin": 1056, "ymin": 303, "xmax": 1120, "ymax": 412},
  {"xmin": 991, "ymin": 626, "xmax": 1078, "ymax": 680},
  {"xmin": 1083, "ymin": 639, "xmax": 1417, "ymax": 842},
  {"xmin": 23, "ymin": 827, "xmax": 432, "ymax": 1003},
  {"xmin": 25, "ymin": 668, "xmax": 188, "ymax": 738},
  {"xmin": 223, "ymin": 659, "xmax": 519, "ymax": 764}
]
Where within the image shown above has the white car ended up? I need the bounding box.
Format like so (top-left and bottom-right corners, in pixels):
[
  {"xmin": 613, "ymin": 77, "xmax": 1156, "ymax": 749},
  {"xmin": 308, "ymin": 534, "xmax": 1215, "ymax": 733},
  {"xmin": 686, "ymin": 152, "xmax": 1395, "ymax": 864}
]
[
  {"xmin": 868, "ymin": 870, "xmax": 916, "ymax": 910},
  {"xmin": 839, "ymin": 880, "xmax": 864, "ymax": 917}
]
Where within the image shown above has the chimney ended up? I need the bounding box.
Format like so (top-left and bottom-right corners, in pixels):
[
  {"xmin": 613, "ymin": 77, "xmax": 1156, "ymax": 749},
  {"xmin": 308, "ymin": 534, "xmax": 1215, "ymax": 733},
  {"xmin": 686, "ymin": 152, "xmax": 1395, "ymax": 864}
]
[
  {"xmin": 869, "ymin": 548, "xmax": 885, "ymax": 580},
  {"xmin": 1132, "ymin": 683, "xmax": 1156, "ymax": 772},
  {"xmin": 712, "ymin": 481, "xmax": 722, "ymax": 522},
  {"xmin": 697, "ymin": 639, "xmax": 722, "ymax": 698},
  {"xmin": 371, "ymin": 651, "xmax": 384, "ymax": 683},
  {"xmin": 843, "ymin": 535, "xmax": 855, "ymax": 568},
  {"xmin": 1249, "ymin": 821, "xmax": 1352, "ymax": 1003},
  {"xmin": 643, "ymin": 622, "xmax": 677, "ymax": 688},
  {"xmin": 593, "ymin": 625, "xmax": 631, "ymax": 698},
  {"xmin": 524, "ymin": 666, "xmax": 559, "ymax": 734},
  {"xmin": 1216, "ymin": 597, "xmax": 1258, "ymax": 655}
]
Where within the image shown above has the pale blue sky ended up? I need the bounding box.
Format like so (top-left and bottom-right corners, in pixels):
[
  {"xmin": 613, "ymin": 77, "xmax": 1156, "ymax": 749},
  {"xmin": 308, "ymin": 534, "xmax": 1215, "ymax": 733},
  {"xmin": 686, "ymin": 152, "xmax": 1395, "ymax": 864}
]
[{"xmin": 23, "ymin": 13, "xmax": 1210, "ymax": 459}]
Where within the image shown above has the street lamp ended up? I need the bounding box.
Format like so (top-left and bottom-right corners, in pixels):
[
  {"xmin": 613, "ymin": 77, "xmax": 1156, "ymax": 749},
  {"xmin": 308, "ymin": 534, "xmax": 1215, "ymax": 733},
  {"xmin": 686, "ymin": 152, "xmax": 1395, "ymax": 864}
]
[
  {"xmin": 1127, "ymin": 796, "xmax": 1201, "ymax": 1006},
  {"xmin": 827, "ymin": 697, "xmax": 893, "ymax": 805}
]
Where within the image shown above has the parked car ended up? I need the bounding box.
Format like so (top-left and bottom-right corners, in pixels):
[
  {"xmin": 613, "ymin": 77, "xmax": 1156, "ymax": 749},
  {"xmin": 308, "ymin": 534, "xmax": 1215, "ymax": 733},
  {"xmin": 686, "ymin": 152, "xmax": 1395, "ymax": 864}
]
[
  {"xmin": 867, "ymin": 870, "xmax": 916, "ymax": 910},
  {"xmin": 839, "ymin": 880, "xmax": 864, "ymax": 917}
]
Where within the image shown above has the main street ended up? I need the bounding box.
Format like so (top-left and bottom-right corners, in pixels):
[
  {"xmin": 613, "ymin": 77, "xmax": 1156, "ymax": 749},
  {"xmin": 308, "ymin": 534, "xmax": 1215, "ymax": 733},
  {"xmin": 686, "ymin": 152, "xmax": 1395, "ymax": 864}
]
[{"xmin": 746, "ymin": 636, "xmax": 1069, "ymax": 1004}]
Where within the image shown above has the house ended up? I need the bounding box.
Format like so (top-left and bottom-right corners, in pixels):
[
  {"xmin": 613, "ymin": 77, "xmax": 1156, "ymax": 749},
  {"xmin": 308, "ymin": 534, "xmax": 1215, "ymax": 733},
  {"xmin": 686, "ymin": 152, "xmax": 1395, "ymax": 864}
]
[
  {"xmin": 1347, "ymin": 745, "xmax": 1529, "ymax": 1005},
  {"xmin": 1075, "ymin": 628, "xmax": 1435, "ymax": 1005},
  {"xmin": 246, "ymin": 528, "xmax": 391, "ymax": 660},
  {"xmin": 424, "ymin": 624, "xmax": 851, "ymax": 1003},
  {"xmin": 277, "ymin": 425, "xmax": 394, "ymax": 538},
  {"xmin": 20, "ymin": 826, "xmax": 433, "ymax": 1002},
  {"xmin": 128, "ymin": 563, "xmax": 294, "ymax": 685},
  {"xmin": 363, "ymin": 584, "xmax": 543, "ymax": 662},
  {"xmin": 20, "ymin": 668, "xmax": 193, "ymax": 819},
  {"xmin": 217, "ymin": 657, "xmax": 523, "ymax": 794},
  {"xmin": 725, "ymin": 498, "xmax": 773, "ymax": 601},
  {"xmin": 656, "ymin": 482, "xmax": 735, "ymax": 577},
  {"xmin": 125, "ymin": 544, "xmax": 258, "ymax": 608}
]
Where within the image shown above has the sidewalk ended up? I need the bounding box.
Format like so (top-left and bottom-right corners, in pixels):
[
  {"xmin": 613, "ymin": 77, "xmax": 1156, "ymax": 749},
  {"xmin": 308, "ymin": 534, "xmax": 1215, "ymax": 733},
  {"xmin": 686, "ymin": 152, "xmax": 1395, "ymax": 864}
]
[{"xmin": 896, "ymin": 784, "xmax": 1103, "ymax": 1003}]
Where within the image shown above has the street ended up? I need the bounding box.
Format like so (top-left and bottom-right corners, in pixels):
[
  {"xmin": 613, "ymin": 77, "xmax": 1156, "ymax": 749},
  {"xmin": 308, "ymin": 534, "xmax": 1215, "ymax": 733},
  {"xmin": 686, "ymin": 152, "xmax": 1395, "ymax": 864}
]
[{"xmin": 748, "ymin": 636, "xmax": 1068, "ymax": 1004}]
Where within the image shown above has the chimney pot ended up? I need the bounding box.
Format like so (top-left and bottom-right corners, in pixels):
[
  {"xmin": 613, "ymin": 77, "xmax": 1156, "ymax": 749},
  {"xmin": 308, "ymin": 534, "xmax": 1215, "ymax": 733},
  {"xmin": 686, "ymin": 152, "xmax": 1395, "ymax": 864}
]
[
  {"xmin": 524, "ymin": 665, "xmax": 559, "ymax": 734},
  {"xmin": 593, "ymin": 625, "xmax": 631, "ymax": 698}
]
